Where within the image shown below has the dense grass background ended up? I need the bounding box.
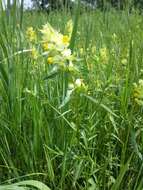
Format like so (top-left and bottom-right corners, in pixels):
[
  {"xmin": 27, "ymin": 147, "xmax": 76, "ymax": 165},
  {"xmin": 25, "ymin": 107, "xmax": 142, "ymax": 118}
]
[{"xmin": 0, "ymin": 1, "xmax": 143, "ymax": 190}]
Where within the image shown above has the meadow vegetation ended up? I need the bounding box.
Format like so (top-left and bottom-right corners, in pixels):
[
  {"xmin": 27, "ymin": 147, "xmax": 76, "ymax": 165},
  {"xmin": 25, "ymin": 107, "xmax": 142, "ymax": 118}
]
[{"xmin": 0, "ymin": 1, "xmax": 143, "ymax": 189}]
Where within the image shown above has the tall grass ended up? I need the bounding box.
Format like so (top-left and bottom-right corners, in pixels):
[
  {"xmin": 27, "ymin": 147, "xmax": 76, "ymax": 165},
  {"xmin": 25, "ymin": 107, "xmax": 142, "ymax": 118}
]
[{"xmin": 0, "ymin": 1, "xmax": 143, "ymax": 189}]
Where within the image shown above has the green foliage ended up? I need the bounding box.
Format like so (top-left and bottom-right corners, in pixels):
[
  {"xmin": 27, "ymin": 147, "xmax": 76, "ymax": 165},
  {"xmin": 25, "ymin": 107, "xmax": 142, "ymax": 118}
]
[{"xmin": 1, "ymin": 1, "xmax": 143, "ymax": 190}]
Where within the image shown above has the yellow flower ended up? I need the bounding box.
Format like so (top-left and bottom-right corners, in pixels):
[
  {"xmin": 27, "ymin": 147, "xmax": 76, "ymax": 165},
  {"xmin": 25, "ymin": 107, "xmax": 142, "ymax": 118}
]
[
  {"xmin": 133, "ymin": 79, "xmax": 143, "ymax": 106},
  {"xmin": 27, "ymin": 22, "xmax": 77, "ymax": 67},
  {"xmin": 42, "ymin": 42, "xmax": 49, "ymax": 51},
  {"xmin": 62, "ymin": 35, "xmax": 70, "ymax": 46},
  {"xmin": 47, "ymin": 57, "xmax": 54, "ymax": 64},
  {"xmin": 26, "ymin": 27, "xmax": 36, "ymax": 42},
  {"xmin": 99, "ymin": 47, "xmax": 108, "ymax": 63},
  {"xmin": 41, "ymin": 23, "xmax": 71, "ymax": 49},
  {"xmin": 40, "ymin": 23, "xmax": 63, "ymax": 47},
  {"xmin": 31, "ymin": 48, "xmax": 38, "ymax": 60},
  {"xmin": 61, "ymin": 49, "xmax": 71, "ymax": 59},
  {"xmin": 40, "ymin": 23, "xmax": 55, "ymax": 42}
]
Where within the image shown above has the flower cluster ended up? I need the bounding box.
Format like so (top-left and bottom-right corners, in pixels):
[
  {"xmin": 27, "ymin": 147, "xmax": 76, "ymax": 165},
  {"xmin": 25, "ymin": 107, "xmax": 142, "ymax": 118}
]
[
  {"xmin": 26, "ymin": 21, "xmax": 75, "ymax": 67},
  {"xmin": 26, "ymin": 27, "xmax": 37, "ymax": 42},
  {"xmin": 40, "ymin": 21, "xmax": 74, "ymax": 66},
  {"xmin": 133, "ymin": 79, "xmax": 143, "ymax": 106},
  {"xmin": 25, "ymin": 21, "xmax": 87, "ymax": 93},
  {"xmin": 99, "ymin": 47, "xmax": 108, "ymax": 64}
]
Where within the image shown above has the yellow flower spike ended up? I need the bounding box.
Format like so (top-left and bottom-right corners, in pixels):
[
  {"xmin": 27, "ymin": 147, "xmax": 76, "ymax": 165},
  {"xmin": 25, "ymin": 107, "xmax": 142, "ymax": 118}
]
[
  {"xmin": 62, "ymin": 35, "xmax": 70, "ymax": 46},
  {"xmin": 99, "ymin": 47, "xmax": 108, "ymax": 63},
  {"xmin": 133, "ymin": 79, "xmax": 143, "ymax": 106},
  {"xmin": 26, "ymin": 27, "xmax": 37, "ymax": 42},
  {"xmin": 47, "ymin": 57, "xmax": 54, "ymax": 64},
  {"xmin": 31, "ymin": 48, "xmax": 38, "ymax": 60}
]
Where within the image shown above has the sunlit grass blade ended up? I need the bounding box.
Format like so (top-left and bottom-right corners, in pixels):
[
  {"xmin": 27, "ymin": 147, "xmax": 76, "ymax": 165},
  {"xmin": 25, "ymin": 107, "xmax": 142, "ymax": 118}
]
[
  {"xmin": 69, "ymin": 0, "xmax": 81, "ymax": 52},
  {"xmin": 0, "ymin": 180, "xmax": 51, "ymax": 190},
  {"xmin": 111, "ymin": 153, "xmax": 133, "ymax": 190}
]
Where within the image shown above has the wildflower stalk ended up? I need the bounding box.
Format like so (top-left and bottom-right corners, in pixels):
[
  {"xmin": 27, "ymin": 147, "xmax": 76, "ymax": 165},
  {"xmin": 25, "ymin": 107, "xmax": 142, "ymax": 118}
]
[{"xmin": 62, "ymin": 0, "xmax": 81, "ymax": 102}]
